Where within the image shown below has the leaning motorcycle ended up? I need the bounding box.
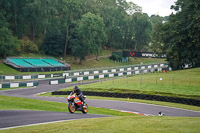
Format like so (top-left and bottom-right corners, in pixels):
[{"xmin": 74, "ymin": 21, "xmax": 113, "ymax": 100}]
[{"xmin": 67, "ymin": 93, "xmax": 88, "ymax": 114}]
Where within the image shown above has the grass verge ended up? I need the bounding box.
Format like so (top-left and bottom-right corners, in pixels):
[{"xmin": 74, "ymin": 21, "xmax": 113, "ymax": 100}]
[
  {"xmin": 68, "ymin": 57, "xmax": 165, "ymax": 70},
  {"xmin": 0, "ymin": 95, "xmax": 133, "ymax": 116},
  {"xmin": 60, "ymin": 68, "xmax": 200, "ymax": 100},
  {"xmin": 0, "ymin": 87, "xmax": 34, "ymax": 91},
  {"xmin": 1, "ymin": 116, "xmax": 200, "ymax": 133}
]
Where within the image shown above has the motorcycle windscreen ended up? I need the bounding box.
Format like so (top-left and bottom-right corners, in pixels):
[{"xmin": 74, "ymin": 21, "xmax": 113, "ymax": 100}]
[{"xmin": 74, "ymin": 97, "xmax": 81, "ymax": 105}]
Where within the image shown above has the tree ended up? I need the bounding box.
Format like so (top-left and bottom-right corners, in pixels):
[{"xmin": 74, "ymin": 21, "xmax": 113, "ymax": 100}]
[
  {"xmin": 0, "ymin": 3, "xmax": 9, "ymax": 29},
  {"xmin": 0, "ymin": 3, "xmax": 21, "ymax": 57},
  {"xmin": 69, "ymin": 36, "xmax": 88, "ymax": 64},
  {"xmin": 0, "ymin": 27, "xmax": 20, "ymax": 57},
  {"xmin": 151, "ymin": 15, "xmax": 165, "ymax": 54},
  {"xmin": 3, "ymin": 0, "xmax": 30, "ymax": 39},
  {"xmin": 0, "ymin": 0, "xmax": 154, "ymax": 57},
  {"xmin": 41, "ymin": 32, "xmax": 65, "ymax": 56},
  {"xmin": 59, "ymin": 0, "xmax": 83, "ymax": 58},
  {"xmin": 150, "ymin": 15, "xmax": 164, "ymax": 29},
  {"xmin": 25, "ymin": 0, "xmax": 45, "ymax": 41},
  {"xmin": 122, "ymin": 1, "xmax": 142, "ymax": 15},
  {"xmin": 132, "ymin": 13, "xmax": 152, "ymax": 51},
  {"xmin": 79, "ymin": 12, "xmax": 106, "ymax": 60},
  {"xmin": 71, "ymin": 12, "xmax": 106, "ymax": 63},
  {"xmin": 101, "ymin": 0, "xmax": 128, "ymax": 49},
  {"xmin": 154, "ymin": 0, "xmax": 200, "ymax": 69}
]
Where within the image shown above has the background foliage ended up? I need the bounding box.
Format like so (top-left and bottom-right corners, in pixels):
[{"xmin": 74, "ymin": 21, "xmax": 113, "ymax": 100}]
[
  {"xmin": 0, "ymin": 0, "xmax": 156, "ymax": 58},
  {"xmin": 152, "ymin": 0, "xmax": 200, "ymax": 69},
  {"xmin": 0, "ymin": 0, "xmax": 199, "ymax": 69}
]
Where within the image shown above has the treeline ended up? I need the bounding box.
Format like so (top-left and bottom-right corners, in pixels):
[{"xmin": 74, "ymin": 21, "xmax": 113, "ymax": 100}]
[
  {"xmin": 1, "ymin": 0, "xmax": 199, "ymax": 69},
  {"xmin": 152, "ymin": 0, "xmax": 200, "ymax": 69},
  {"xmin": 0, "ymin": 0, "xmax": 166, "ymax": 62}
]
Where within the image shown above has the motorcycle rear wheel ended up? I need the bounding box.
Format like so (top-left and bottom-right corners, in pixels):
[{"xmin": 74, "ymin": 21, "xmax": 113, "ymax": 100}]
[
  {"xmin": 82, "ymin": 103, "xmax": 88, "ymax": 114},
  {"xmin": 68, "ymin": 102, "xmax": 75, "ymax": 113}
]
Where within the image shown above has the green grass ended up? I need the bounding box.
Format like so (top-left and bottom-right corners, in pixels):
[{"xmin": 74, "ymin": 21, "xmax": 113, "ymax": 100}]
[
  {"xmin": 60, "ymin": 68, "xmax": 200, "ymax": 100},
  {"xmin": 0, "ymin": 63, "xmax": 20, "ymax": 75},
  {"xmin": 68, "ymin": 57, "xmax": 165, "ymax": 70},
  {"xmin": 0, "ymin": 87, "xmax": 33, "ymax": 91},
  {"xmin": 0, "ymin": 95, "xmax": 67, "ymax": 112},
  {"xmin": 1, "ymin": 116, "xmax": 200, "ymax": 133},
  {"xmin": 71, "ymin": 57, "xmax": 165, "ymax": 70},
  {"xmin": 1, "ymin": 53, "xmax": 199, "ymax": 132},
  {"xmin": 0, "ymin": 95, "xmax": 133, "ymax": 116}
]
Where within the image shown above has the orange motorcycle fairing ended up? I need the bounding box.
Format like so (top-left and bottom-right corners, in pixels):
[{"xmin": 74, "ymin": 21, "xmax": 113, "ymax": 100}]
[{"xmin": 74, "ymin": 97, "xmax": 81, "ymax": 105}]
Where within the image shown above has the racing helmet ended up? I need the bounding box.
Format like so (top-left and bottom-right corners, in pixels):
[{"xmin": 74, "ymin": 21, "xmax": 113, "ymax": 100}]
[{"xmin": 73, "ymin": 85, "xmax": 78, "ymax": 90}]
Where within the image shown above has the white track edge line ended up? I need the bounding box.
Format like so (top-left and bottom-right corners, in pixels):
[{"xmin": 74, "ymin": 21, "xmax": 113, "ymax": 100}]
[
  {"xmin": 0, "ymin": 117, "xmax": 100, "ymax": 130},
  {"xmin": 88, "ymin": 99, "xmax": 200, "ymax": 113}
]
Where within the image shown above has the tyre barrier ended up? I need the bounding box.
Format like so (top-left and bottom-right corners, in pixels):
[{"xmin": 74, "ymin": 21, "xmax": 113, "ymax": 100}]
[{"xmin": 52, "ymin": 91, "xmax": 200, "ymax": 107}]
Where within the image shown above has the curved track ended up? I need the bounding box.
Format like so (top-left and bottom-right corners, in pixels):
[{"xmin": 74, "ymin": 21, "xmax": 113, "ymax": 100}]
[
  {"xmin": 0, "ymin": 110, "xmax": 107, "ymax": 129},
  {"xmin": 0, "ymin": 80, "xmax": 200, "ymax": 129}
]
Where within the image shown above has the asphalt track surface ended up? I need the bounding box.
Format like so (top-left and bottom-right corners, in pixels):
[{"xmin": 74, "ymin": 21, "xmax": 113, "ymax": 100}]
[
  {"xmin": 0, "ymin": 110, "xmax": 107, "ymax": 129},
  {"xmin": 0, "ymin": 80, "xmax": 200, "ymax": 129}
]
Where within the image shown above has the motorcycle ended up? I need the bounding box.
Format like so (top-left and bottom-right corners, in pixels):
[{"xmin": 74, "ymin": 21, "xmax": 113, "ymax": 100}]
[{"xmin": 67, "ymin": 93, "xmax": 88, "ymax": 114}]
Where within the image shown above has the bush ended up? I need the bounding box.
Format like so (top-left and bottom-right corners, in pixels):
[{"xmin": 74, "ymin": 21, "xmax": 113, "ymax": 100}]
[
  {"xmin": 20, "ymin": 37, "xmax": 39, "ymax": 53},
  {"xmin": 109, "ymin": 54, "xmax": 117, "ymax": 60},
  {"xmin": 109, "ymin": 54, "xmax": 122, "ymax": 61}
]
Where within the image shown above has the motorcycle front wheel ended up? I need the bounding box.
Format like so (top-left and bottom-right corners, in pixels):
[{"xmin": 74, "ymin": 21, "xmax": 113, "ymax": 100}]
[
  {"xmin": 82, "ymin": 103, "xmax": 88, "ymax": 114},
  {"xmin": 68, "ymin": 102, "xmax": 75, "ymax": 113}
]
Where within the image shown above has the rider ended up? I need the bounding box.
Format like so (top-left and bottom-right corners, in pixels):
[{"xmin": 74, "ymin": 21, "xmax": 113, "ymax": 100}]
[{"xmin": 71, "ymin": 85, "xmax": 84, "ymax": 103}]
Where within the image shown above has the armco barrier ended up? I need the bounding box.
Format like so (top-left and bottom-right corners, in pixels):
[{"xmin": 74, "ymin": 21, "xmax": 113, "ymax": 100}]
[
  {"xmin": 52, "ymin": 91, "xmax": 200, "ymax": 106},
  {"xmin": 0, "ymin": 63, "xmax": 170, "ymax": 80},
  {"xmin": 0, "ymin": 81, "xmax": 39, "ymax": 88},
  {"xmin": 0, "ymin": 74, "xmax": 60, "ymax": 80},
  {"xmin": 49, "ymin": 66, "xmax": 167, "ymax": 85}
]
